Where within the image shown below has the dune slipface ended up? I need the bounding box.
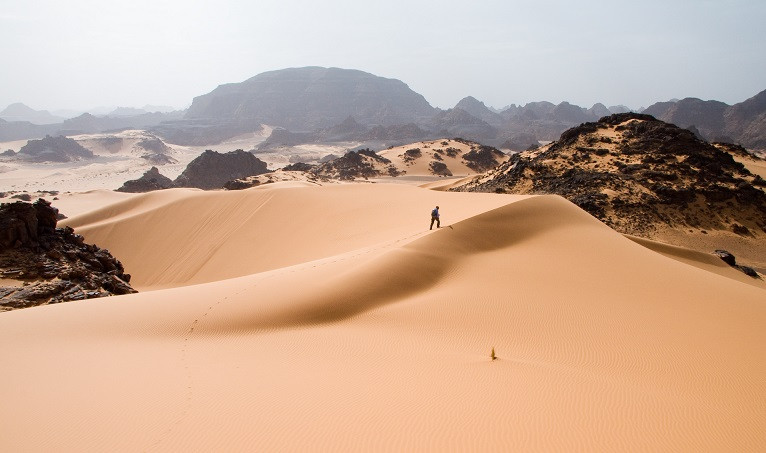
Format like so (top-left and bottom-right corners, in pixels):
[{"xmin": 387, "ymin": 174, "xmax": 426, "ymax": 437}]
[{"xmin": 0, "ymin": 184, "xmax": 764, "ymax": 452}]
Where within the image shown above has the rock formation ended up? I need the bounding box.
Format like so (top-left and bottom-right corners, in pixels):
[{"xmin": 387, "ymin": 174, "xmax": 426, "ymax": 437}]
[
  {"xmin": 455, "ymin": 113, "xmax": 766, "ymax": 238},
  {"xmin": 174, "ymin": 149, "xmax": 269, "ymax": 189},
  {"xmin": 0, "ymin": 199, "xmax": 136, "ymax": 311},
  {"xmin": 117, "ymin": 167, "xmax": 175, "ymax": 193},
  {"xmin": 312, "ymin": 149, "xmax": 402, "ymax": 180},
  {"xmin": 17, "ymin": 135, "xmax": 94, "ymax": 162}
]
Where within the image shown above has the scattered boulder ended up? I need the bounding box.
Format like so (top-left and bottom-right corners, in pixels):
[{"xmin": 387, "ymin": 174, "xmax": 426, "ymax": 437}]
[
  {"xmin": 713, "ymin": 249, "xmax": 761, "ymax": 279},
  {"xmin": 117, "ymin": 167, "xmax": 175, "ymax": 193},
  {"xmin": 714, "ymin": 249, "xmax": 736, "ymax": 266}
]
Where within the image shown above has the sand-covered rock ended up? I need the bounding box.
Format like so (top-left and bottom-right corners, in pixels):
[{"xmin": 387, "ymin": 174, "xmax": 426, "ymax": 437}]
[{"xmin": 457, "ymin": 113, "xmax": 766, "ymax": 237}]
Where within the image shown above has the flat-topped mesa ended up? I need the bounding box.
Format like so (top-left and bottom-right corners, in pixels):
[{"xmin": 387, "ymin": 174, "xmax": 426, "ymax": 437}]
[
  {"xmin": 0, "ymin": 199, "xmax": 136, "ymax": 311},
  {"xmin": 454, "ymin": 113, "xmax": 766, "ymax": 237}
]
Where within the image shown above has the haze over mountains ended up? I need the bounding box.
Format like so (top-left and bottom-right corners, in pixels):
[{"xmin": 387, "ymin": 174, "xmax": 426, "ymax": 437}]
[{"xmin": 2, "ymin": 67, "xmax": 765, "ymax": 151}]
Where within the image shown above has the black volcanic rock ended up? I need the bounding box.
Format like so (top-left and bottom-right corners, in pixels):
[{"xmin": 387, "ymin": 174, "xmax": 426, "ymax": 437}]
[
  {"xmin": 0, "ymin": 199, "xmax": 136, "ymax": 311},
  {"xmin": 282, "ymin": 162, "xmax": 316, "ymax": 172},
  {"xmin": 456, "ymin": 113, "xmax": 766, "ymax": 237},
  {"xmin": 313, "ymin": 149, "xmax": 402, "ymax": 180},
  {"xmin": 174, "ymin": 149, "xmax": 269, "ymax": 190},
  {"xmin": 460, "ymin": 143, "xmax": 507, "ymax": 172},
  {"xmin": 185, "ymin": 67, "xmax": 436, "ymax": 130},
  {"xmin": 117, "ymin": 167, "xmax": 175, "ymax": 193},
  {"xmin": 18, "ymin": 135, "xmax": 93, "ymax": 162}
]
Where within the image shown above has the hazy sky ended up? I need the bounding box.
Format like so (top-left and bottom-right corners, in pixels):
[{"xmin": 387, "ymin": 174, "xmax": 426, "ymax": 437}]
[{"xmin": 2, "ymin": 0, "xmax": 765, "ymax": 112}]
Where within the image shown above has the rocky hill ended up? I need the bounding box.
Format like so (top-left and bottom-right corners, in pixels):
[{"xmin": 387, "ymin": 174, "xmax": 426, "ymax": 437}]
[
  {"xmin": 174, "ymin": 149, "xmax": 269, "ymax": 190},
  {"xmin": 185, "ymin": 67, "xmax": 436, "ymax": 130},
  {"xmin": 228, "ymin": 139, "xmax": 509, "ymax": 188},
  {"xmin": 0, "ymin": 199, "xmax": 136, "ymax": 311},
  {"xmin": 455, "ymin": 113, "xmax": 766, "ymax": 243},
  {"xmin": 377, "ymin": 139, "xmax": 508, "ymax": 176},
  {"xmin": 17, "ymin": 135, "xmax": 94, "ymax": 162}
]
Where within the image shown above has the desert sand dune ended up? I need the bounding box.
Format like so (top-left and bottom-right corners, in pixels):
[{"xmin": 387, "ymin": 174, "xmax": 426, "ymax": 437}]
[
  {"xmin": 63, "ymin": 183, "xmax": 520, "ymax": 289},
  {"xmin": 1, "ymin": 185, "xmax": 764, "ymax": 452}
]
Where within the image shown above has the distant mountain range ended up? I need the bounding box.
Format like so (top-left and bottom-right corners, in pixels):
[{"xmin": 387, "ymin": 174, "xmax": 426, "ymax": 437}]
[
  {"xmin": 2, "ymin": 67, "xmax": 765, "ymax": 150},
  {"xmin": 0, "ymin": 103, "xmax": 65, "ymax": 125},
  {"xmin": 643, "ymin": 90, "xmax": 766, "ymax": 149}
]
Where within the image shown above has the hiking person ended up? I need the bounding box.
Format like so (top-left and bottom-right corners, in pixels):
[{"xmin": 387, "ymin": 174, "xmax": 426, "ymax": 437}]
[{"xmin": 430, "ymin": 206, "xmax": 440, "ymax": 230}]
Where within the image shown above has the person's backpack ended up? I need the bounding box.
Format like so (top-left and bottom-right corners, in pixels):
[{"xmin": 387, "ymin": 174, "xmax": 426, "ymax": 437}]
[{"xmin": 431, "ymin": 208, "xmax": 438, "ymax": 217}]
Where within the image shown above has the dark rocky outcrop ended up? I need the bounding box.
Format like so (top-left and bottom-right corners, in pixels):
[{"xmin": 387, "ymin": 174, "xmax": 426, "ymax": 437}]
[
  {"xmin": 117, "ymin": 167, "xmax": 175, "ymax": 193},
  {"xmin": 714, "ymin": 250, "xmax": 761, "ymax": 278},
  {"xmin": 429, "ymin": 161, "xmax": 452, "ymax": 176},
  {"xmin": 312, "ymin": 149, "xmax": 402, "ymax": 180},
  {"xmin": 0, "ymin": 199, "xmax": 136, "ymax": 311},
  {"xmin": 456, "ymin": 113, "xmax": 766, "ymax": 237},
  {"xmin": 17, "ymin": 135, "xmax": 94, "ymax": 162},
  {"xmin": 282, "ymin": 162, "xmax": 316, "ymax": 172},
  {"xmin": 460, "ymin": 142, "xmax": 507, "ymax": 172},
  {"xmin": 174, "ymin": 149, "xmax": 269, "ymax": 190}
]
